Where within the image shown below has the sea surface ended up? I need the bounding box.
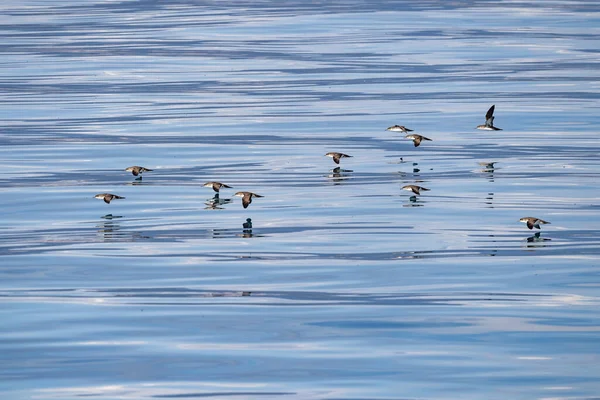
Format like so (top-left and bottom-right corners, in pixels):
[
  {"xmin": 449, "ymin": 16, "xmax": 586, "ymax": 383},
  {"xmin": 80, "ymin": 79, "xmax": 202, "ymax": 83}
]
[{"xmin": 1, "ymin": 1, "xmax": 600, "ymax": 399}]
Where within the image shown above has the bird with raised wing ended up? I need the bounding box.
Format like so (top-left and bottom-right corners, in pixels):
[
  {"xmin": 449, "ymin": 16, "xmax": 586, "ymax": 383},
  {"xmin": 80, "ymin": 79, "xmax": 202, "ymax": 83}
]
[{"xmin": 476, "ymin": 105, "xmax": 502, "ymax": 131}]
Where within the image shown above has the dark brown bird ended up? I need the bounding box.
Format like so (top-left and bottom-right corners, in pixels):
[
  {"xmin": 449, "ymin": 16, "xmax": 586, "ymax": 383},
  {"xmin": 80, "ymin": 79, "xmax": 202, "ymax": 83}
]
[
  {"xmin": 519, "ymin": 217, "xmax": 550, "ymax": 230},
  {"xmin": 386, "ymin": 125, "xmax": 413, "ymax": 133},
  {"xmin": 203, "ymin": 181, "xmax": 233, "ymax": 193},
  {"xmin": 125, "ymin": 166, "xmax": 153, "ymax": 177},
  {"xmin": 401, "ymin": 185, "xmax": 430, "ymax": 196},
  {"xmin": 405, "ymin": 134, "xmax": 432, "ymax": 147},
  {"xmin": 234, "ymin": 191, "xmax": 264, "ymax": 209},
  {"xmin": 325, "ymin": 152, "xmax": 352, "ymax": 165},
  {"xmin": 478, "ymin": 161, "xmax": 497, "ymax": 169},
  {"xmin": 94, "ymin": 193, "xmax": 125, "ymax": 204},
  {"xmin": 476, "ymin": 105, "xmax": 502, "ymax": 131}
]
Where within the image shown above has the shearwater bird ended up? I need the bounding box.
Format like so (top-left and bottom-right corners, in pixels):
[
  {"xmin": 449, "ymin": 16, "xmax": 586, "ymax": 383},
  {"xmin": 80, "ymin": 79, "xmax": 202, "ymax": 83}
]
[
  {"xmin": 478, "ymin": 161, "xmax": 497, "ymax": 169},
  {"xmin": 401, "ymin": 185, "xmax": 430, "ymax": 196},
  {"xmin": 125, "ymin": 166, "xmax": 153, "ymax": 177},
  {"xmin": 325, "ymin": 152, "xmax": 352, "ymax": 165},
  {"xmin": 519, "ymin": 217, "xmax": 550, "ymax": 230},
  {"xmin": 203, "ymin": 181, "xmax": 232, "ymax": 193},
  {"xmin": 94, "ymin": 193, "xmax": 125, "ymax": 204},
  {"xmin": 405, "ymin": 134, "xmax": 432, "ymax": 147},
  {"xmin": 386, "ymin": 125, "xmax": 413, "ymax": 133},
  {"xmin": 476, "ymin": 105, "xmax": 502, "ymax": 131},
  {"xmin": 234, "ymin": 192, "xmax": 263, "ymax": 209}
]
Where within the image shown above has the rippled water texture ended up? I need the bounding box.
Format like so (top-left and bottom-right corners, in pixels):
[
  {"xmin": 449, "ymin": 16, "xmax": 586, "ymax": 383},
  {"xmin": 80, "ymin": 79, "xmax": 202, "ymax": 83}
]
[{"xmin": 1, "ymin": 1, "xmax": 600, "ymax": 399}]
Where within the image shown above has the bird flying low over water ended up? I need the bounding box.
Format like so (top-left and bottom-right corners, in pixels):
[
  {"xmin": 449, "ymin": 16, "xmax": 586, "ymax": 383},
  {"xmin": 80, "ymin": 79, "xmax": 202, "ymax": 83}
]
[
  {"xmin": 401, "ymin": 185, "xmax": 430, "ymax": 196},
  {"xmin": 519, "ymin": 217, "xmax": 550, "ymax": 230},
  {"xmin": 94, "ymin": 193, "xmax": 125, "ymax": 204},
  {"xmin": 405, "ymin": 134, "xmax": 432, "ymax": 147},
  {"xmin": 325, "ymin": 152, "xmax": 352, "ymax": 165},
  {"xmin": 234, "ymin": 192, "xmax": 263, "ymax": 209},
  {"xmin": 476, "ymin": 105, "xmax": 502, "ymax": 131},
  {"xmin": 203, "ymin": 181, "xmax": 233, "ymax": 193},
  {"xmin": 125, "ymin": 166, "xmax": 153, "ymax": 177},
  {"xmin": 478, "ymin": 161, "xmax": 497, "ymax": 169},
  {"xmin": 386, "ymin": 125, "xmax": 413, "ymax": 133}
]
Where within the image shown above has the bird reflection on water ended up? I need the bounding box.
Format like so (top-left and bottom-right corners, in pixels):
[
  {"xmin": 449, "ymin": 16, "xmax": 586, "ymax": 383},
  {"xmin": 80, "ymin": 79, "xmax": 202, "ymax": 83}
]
[
  {"xmin": 402, "ymin": 195, "xmax": 426, "ymax": 207},
  {"xmin": 241, "ymin": 218, "xmax": 253, "ymax": 238},
  {"xmin": 205, "ymin": 193, "xmax": 233, "ymax": 210},
  {"xmin": 478, "ymin": 161, "xmax": 497, "ymax": 182},
  {"xmin": 526, "ymin": 232, "xmax": 551, "ymax": 248},
  {"xmin": 206, "ymin": 218, "xmax": 258, "ymax": 239},
  {"xmin": 485, "ymin": 192, "xmax": 494, "ymax": 208},
  {"xmin": 97, "ymin": 214, "xmax": 150, "ymax": 242},
  {"xmin": 97, "ymin": 214, "xmax": 122, "ymax": 241},
  {"xmin": 327, "ymin": 167, "xmax": 353, "ymax": 184},
  {"xmin": 127, "ymin": 179, "xmax": 145, "ymax": 186}
]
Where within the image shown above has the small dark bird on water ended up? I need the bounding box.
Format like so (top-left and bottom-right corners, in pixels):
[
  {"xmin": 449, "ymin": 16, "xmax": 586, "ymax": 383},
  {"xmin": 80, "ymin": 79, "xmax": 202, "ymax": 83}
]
[
  {"xmin": 325, "ymin": 152, "xmax": 352, "ymax": 165},
  {"xmin": 243, "ymin": 218, "xmax": 252, "ymax": 229},
  {"xmin": 405, "ymin": 134, "xmax": 432, "ymax": 147},
  {"xmin": 476, "ymin": 105, "xmax": 502, "ymax": 131},
  {"xmin": 234, "ymin": 192, "xmax": 263, "ymax": 209},
  {"xmin": 386, "ymin": 125, "xmax": 413, "ymax": 133},
  {"xmin": 94, "ymin": 193, "xmax": 125, "ymax": 204},
  {"xmin": 203, "ymin": 181, "xmax": 232, "ymax": 193},
  {"xmin": 125, "ymin": 166, "xmax": 153, "ymax": 177},
  {"xmin": 519, "ymin": 217, "xmax": 550, "ymax": 230},
  {"xmin": 401, "ymin": 185, "xmax": 430, "ymax": 196},
  {"xmin": 478, "ymin": 161, "xmax": 497, "ymax": 169}
]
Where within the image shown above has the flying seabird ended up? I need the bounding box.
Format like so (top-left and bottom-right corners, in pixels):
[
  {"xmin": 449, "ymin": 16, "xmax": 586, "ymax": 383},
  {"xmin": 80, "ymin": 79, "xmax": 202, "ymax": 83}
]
[
  {"xmin": 386, "ymin": 125, "xmax": 413, "ymax": 133},
  {"xmin": 94, "ymin": 193, "xmax": 125, "ymax": 204},
  {"xmin": 405, "ymin": 134, "xmax": 432, "ymax": 147},
  {"xmin": 125, "ymin": 166, "xmax": 153, "ymax": 177},
  {"xmin": 519, "ymin": 217, "xmax": 550, "ymax": 230},
  {"xmin": 401, "ymin": 185, "xmax": 430, "ymax": 196},
  {"xmin": 325, "ymin": 152, "xmax": 353, "ymax": 165},
  {"xmin": 203, "ymin": 181, "xmax": 233, "ymax": 193},
  {"xmin": 476, "ymin": 105, "xmax": 502, "ymax": 131},
  {"xmin": 234, "ymin": 192, "xmax": 264, "ymax": 209}
]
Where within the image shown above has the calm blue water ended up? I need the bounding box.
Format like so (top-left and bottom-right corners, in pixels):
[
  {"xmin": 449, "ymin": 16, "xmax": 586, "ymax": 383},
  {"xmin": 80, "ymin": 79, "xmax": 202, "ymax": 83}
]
[{"xmin": 1, "ymin": 1, "xmax": 600, "ymax": 399}]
